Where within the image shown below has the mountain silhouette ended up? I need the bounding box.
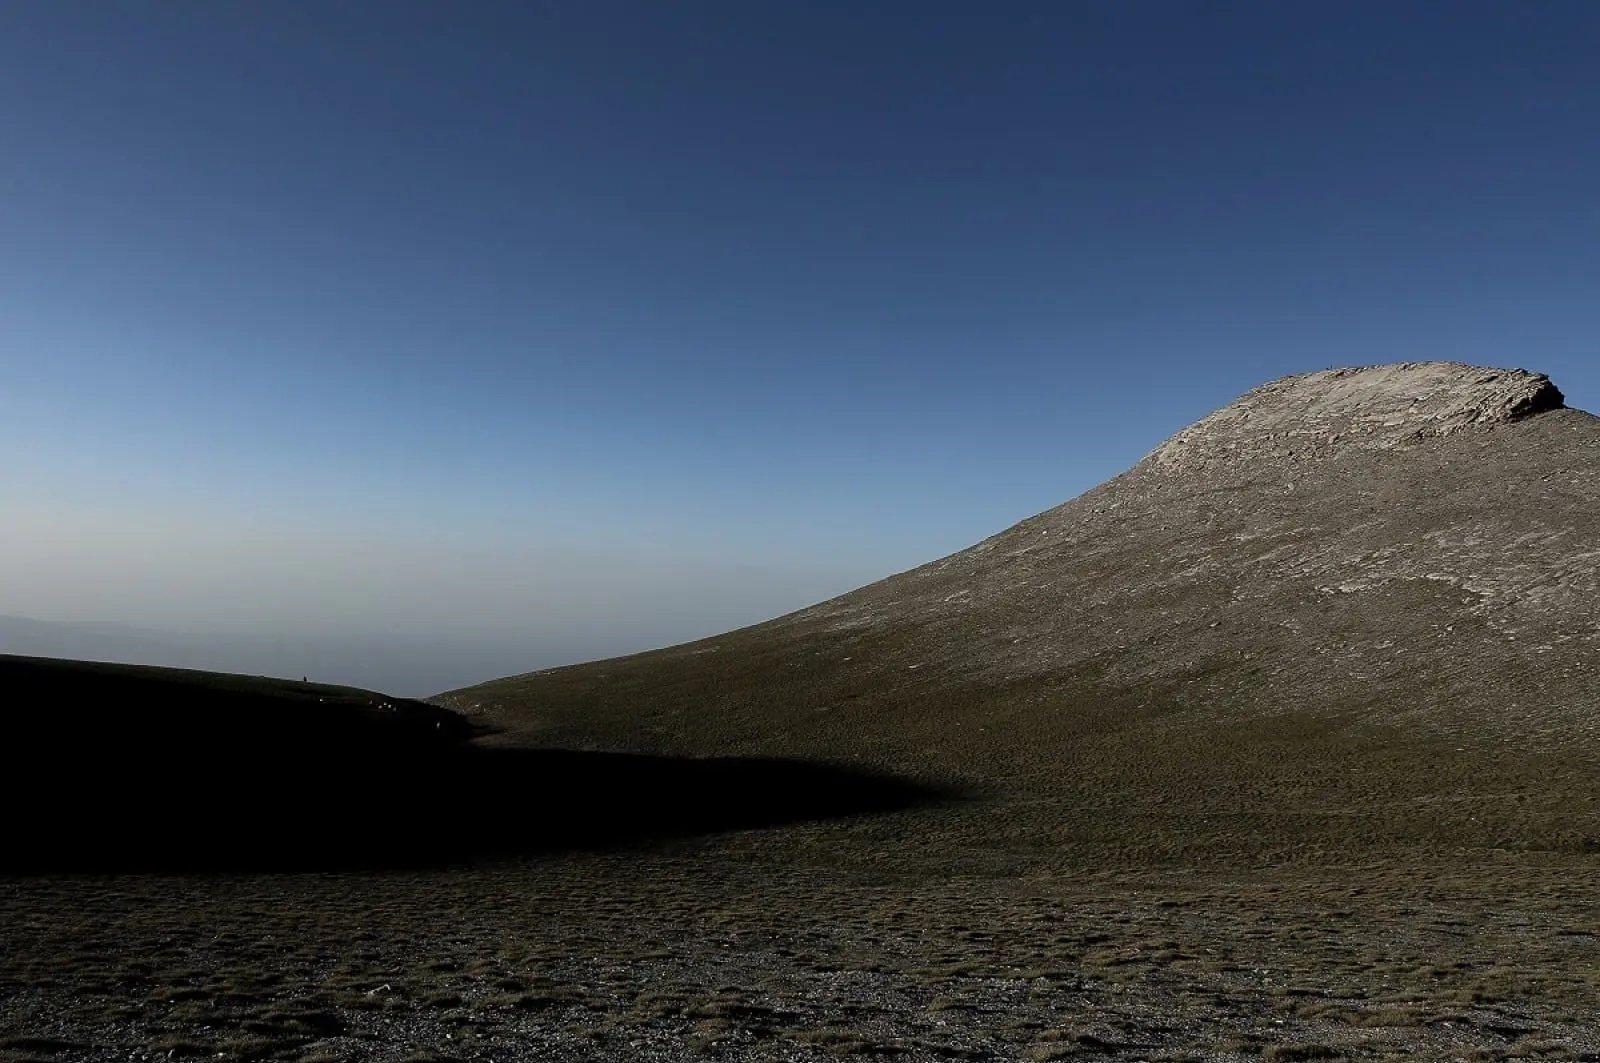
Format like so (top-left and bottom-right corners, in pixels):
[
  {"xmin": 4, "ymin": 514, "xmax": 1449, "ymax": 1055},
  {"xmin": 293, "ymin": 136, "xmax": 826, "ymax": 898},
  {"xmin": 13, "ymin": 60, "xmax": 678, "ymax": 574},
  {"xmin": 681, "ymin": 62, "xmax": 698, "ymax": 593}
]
[{"xmin": 1, "ymin": 655, "xmax": 943, "ymax": 871}]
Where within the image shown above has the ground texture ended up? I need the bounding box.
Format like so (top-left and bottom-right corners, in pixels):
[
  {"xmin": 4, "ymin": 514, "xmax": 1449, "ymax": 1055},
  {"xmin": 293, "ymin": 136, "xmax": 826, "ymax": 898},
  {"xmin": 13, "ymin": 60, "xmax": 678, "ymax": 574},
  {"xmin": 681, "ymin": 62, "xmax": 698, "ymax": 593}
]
[{"xmin": 4, "ymin": 833, "xmax": 1598, "ymax": 1063}]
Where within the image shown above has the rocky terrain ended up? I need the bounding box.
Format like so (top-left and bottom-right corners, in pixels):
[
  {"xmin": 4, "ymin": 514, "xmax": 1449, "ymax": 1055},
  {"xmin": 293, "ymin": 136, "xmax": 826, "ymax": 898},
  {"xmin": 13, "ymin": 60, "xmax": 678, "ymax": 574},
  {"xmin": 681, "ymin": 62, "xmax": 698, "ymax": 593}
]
[
  {"xmin": 6, "ymin": 852, "xmax": 1598, "ymax": 1063},
  {"xmin": 5, "ymin": 362, "xmax": 1597, "ymax": 1062}
]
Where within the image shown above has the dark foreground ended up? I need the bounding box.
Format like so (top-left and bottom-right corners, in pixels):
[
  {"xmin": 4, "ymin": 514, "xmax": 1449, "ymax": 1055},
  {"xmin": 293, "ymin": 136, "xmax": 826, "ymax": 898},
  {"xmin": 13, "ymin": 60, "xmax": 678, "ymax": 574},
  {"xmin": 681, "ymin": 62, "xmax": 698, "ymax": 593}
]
[
  {"xmin": 4, "ymin": 655, "xmax": 1596, "ymax": 1060},
  {"xmin": 0, "ymin": 655, "xmax": 945, "ymax": 872},
  {"xmin": 4, "ymin": 820, "xmax": 1597, "ymax": 1063}
]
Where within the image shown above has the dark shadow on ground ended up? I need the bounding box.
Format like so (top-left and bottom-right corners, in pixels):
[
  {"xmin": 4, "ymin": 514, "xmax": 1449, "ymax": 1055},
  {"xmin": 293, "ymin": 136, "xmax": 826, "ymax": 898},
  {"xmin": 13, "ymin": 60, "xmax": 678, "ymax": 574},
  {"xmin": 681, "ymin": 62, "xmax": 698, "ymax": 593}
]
[{"xmin": 1, "ymin": 654, "xmax": 954, "ymax": 872}]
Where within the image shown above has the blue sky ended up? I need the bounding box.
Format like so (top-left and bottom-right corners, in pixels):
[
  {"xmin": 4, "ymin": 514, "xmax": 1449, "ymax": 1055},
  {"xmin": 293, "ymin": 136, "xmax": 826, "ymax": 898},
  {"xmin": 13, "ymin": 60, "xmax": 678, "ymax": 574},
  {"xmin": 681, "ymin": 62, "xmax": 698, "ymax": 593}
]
[{"xmin": 3, "ymin": 2, "xmax": 1597, "ymax": 692}]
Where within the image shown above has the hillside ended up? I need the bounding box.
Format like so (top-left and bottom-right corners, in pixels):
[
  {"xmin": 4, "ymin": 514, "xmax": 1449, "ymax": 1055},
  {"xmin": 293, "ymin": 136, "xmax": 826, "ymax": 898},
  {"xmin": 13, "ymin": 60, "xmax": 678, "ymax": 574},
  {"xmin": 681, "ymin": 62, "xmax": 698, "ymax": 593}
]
[
  {"xmin": 0, "ymin": 656, "xmax": 470, "ymax": 869},
  {"xmin": 444, "ymin": 362, "xmax": 1600, "ymax": 866},
  {"xmin": 0, "ymin": 655, "xmax": 938, "ymax": 871}
]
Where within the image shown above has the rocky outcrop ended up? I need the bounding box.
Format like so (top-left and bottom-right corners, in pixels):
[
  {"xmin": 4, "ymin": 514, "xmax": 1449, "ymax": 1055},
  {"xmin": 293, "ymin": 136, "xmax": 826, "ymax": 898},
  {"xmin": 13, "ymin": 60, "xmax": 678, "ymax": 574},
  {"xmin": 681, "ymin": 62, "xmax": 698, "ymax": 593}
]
[{"xmin": 1146, "ymin": 363, "xmax": 1565, "ymax": 473}]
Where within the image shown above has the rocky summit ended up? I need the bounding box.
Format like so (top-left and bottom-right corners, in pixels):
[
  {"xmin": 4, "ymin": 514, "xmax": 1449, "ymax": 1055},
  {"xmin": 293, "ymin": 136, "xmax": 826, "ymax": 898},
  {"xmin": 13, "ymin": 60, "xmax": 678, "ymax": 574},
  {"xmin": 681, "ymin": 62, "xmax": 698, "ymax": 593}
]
[{"xmin": 1148, "ymin": 362, "xmax": 1565, "ymax": 473}]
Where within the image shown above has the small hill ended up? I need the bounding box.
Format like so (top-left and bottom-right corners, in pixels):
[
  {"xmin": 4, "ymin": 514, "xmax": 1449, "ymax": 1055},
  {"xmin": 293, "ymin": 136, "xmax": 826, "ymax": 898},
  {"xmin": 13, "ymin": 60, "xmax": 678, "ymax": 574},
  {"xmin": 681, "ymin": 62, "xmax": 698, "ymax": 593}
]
[
  {"xmin": 2, "ymin": 653, "xmax": 474, "ymax": 748},
  {"xmin": 1, "ymin": 655, "xmax": 938, "ymax": 870},
  {"xmin": 444, "ymin": 362, "xmax": 1600, "ymax": 866},
  {"xmin": 1, "ymin": 656, "xmax": 469, "ymax": 869}
]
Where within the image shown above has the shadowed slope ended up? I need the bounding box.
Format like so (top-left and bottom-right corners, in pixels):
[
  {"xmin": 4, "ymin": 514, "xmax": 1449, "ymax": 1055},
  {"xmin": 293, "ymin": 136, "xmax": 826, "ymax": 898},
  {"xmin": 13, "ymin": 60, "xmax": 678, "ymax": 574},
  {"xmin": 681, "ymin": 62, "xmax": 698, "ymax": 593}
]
[
  {"xmin": 444, "ymin": 363, "xmax": 1600, "ymax": 865},
  {"xmin": 0, "ymin": 655, "xmax": 948, "ymax": 871}
]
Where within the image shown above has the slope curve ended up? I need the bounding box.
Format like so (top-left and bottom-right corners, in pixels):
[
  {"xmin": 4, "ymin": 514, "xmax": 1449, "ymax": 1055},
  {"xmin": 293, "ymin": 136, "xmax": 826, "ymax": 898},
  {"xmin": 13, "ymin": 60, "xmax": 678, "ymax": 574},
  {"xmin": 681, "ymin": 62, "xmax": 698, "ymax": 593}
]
[{"xmin": 444, "ymin": 362, "xmax": 1600, "ymax": 864}]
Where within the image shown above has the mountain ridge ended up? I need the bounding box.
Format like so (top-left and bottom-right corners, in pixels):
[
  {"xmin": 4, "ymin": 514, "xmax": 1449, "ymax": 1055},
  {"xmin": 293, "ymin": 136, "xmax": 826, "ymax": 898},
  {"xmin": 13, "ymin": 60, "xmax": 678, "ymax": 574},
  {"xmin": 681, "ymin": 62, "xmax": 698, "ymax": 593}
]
[
  {"xmin": 443, "ymin": 362, "xmax": 1599, "ymax": 862},
  {"xmin": 453, "ymin": 363, "xmax": 1595, "ymax": 738}
]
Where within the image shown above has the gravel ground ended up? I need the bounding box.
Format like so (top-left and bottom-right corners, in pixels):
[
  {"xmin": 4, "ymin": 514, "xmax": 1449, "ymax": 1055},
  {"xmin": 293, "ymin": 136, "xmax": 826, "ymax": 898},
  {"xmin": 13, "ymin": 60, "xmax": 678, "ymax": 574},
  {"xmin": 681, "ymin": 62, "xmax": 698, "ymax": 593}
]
[{"xmin": 4, "ymin": 834, "xmax": 1597, "ymax": 1063}]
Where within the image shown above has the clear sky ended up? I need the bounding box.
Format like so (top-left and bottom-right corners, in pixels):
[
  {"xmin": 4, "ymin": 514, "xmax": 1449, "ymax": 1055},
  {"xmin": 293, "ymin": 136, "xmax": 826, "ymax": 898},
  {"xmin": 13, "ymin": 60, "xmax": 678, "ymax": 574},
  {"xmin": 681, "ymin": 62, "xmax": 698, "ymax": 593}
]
[{"xmin": 3, "ymin": 2, "xmax": 1598, "ymax": 694}]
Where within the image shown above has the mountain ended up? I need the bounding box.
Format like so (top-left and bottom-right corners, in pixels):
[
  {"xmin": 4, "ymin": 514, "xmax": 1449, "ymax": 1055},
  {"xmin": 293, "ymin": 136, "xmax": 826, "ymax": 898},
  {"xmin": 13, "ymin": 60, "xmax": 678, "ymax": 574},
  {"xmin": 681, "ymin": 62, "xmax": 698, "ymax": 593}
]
[{"xmin": 443, "ymin": 362, "xmax": 1600, "ymax": 865}]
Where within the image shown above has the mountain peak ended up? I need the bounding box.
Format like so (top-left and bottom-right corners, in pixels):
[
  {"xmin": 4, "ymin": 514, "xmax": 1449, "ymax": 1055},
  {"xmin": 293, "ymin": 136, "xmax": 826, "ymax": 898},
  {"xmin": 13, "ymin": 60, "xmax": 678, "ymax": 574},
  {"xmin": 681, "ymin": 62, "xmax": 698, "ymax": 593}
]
[
  {"xmin": 1147, "ymin": 361, "xmax": 1565, "ymax": 472},
  {"xmin": 450, "ymin": 357, "xmax": 1600, "ymax": 867}
]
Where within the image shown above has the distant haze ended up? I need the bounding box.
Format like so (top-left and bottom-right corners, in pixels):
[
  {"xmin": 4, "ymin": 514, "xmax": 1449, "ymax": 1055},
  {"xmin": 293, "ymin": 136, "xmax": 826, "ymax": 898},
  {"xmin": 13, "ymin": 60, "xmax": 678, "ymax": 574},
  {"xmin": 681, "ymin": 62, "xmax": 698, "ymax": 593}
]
[
  {"xmin": 0, "ymin": 614, "xmax": 729, "ymax": 699},
  {"xmin": 3, "ymin": 4, "xmax": 1598, "ymax": 692},
  {"xmin": 0, "ymin": 511, "xmax": 883, "ymax": 695}
]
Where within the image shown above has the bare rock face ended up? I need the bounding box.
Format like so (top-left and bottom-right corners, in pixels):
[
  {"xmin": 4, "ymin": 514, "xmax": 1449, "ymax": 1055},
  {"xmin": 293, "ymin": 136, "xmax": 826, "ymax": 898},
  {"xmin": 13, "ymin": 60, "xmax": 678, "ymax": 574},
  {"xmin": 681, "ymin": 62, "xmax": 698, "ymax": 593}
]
[{"xmin": 1147, "ymin": 363, "xmax": 1566, "ymax": 473}]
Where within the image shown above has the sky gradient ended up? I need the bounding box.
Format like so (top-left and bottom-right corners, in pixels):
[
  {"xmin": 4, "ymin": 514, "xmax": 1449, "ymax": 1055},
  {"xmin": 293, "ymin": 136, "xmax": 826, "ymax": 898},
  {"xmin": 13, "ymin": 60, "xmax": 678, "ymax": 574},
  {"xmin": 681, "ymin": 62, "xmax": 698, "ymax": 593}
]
[{"xmin": 4, "ymin": 2, "xmax": 1598, "ymax": 693}]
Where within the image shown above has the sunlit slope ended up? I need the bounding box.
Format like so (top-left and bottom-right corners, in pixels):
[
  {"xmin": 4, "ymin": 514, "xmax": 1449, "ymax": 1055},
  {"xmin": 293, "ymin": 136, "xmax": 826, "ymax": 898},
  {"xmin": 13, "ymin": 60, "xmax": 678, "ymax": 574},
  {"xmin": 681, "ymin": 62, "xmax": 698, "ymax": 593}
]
[{"xmin": 443, "ymin": 364, "xmax": 1600, "ymax": 862}]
